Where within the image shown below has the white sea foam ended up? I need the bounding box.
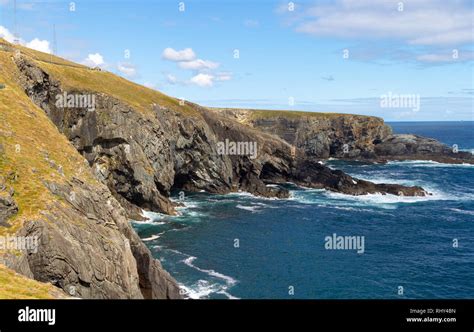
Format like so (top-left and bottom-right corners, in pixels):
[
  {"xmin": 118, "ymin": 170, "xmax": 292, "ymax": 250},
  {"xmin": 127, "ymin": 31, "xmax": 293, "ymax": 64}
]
[
  {"xmin": 141, "ymin": 210, "xmax": 166, "ymax": 222},
  {"xmin": 131, "ymin": 219, "xmax": 165, "ymax": 225},
  {"xmin": 289, "ymin": 182, "xmax": 473, "ymax": 210},
  {"xmin": 179, "ymin": 280, "xmax": 239, "ymax": 300},
  {"xmin": 324, "ymin": 189, "xmax": 449, "ymax": 205},
  {"xmin": 179, "ymin": 280, "xmax": 221, "ymax": 299},
  {"xmin": 182, "ymin": 256, "xmax": 238, "ymax": 286},
  {"xmin": 236, "ymin": 204, "xmax": 260, "ymax": 212},
  {"xmin": 449, "ymin": 208, "xmax": 474, "ymax": 216},
  {"xmin": 141, "ymin": 233, "xmax": 164, "ymax": 241},
  {"xmin": 387, "ymin": 160, "xmax": 474, "ymax": 168}
]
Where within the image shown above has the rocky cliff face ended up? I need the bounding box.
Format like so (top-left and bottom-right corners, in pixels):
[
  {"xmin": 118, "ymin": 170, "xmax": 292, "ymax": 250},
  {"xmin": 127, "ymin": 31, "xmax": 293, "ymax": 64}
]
[
  {"xmin": 0, "ymin": 44, "xmax": 181, "ymax": 299},
  {"xmin": 213, "ymin": 108, "xmax": 474, "ymax": 164},
  {"xmin": 1, "ymin": 42, "xmax": 437, "ymax": 299},
  {"xmin": 13, "ymin": 55, "xmax": 428, "ymax": 219}
]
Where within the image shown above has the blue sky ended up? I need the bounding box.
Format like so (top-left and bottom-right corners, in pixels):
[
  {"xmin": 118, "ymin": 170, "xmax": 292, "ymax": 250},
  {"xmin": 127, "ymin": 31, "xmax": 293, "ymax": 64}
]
[{"xmin": 0, "ymin": 0, "xmax": 473, "ymax": 121}]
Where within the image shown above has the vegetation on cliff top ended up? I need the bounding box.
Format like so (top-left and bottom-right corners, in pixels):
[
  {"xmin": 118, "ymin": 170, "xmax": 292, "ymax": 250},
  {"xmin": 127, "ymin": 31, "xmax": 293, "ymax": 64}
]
[
  {"xmin": 0, "ymin": 264, "xmax": 66, "ymax": 299},
  {"xmin": 211, "ymin": 107, "xmax": 385, "ymax": 123},
  {"xmin": 0, "ymin": 48, "xmax": 97, "ymax": 237},
  {"xmin": 0, "ymin": 38, "xmax": 198, "ymax": 117}
]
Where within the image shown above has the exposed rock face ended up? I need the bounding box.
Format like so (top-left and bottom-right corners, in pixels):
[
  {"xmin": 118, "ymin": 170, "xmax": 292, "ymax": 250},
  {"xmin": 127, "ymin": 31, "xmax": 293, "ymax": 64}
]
[
  {"xmin": 213, "ymin": 109, "xmax": 474, "ymax": 164},
  {"xmin": 211, "ymin": 109, "xmax": 392, "ymax": 159},
  {"xmin": 0, "ymin": 189, "xmax": 17, "ymax": 228},
  {"xmin": 374, "ymin": 134, "xmax": 474, "ymax": 164},
  {"xmin": 2, "ymin": 176, "xmax": 181, "ymax": 299},
  {"xmin": 1, "ymin": 54, "xmax": 181, "ymax": 299},
  {"xmin": 13, "ymin": 55, "xmax": 429, "ymax": 218},
  {"xmin": 1, "ymin": 50, "xmax": 435, "ymax": 299},
  {"xmin": 289, "ymin": 159, "xmax": 427, "ymax": 196}
]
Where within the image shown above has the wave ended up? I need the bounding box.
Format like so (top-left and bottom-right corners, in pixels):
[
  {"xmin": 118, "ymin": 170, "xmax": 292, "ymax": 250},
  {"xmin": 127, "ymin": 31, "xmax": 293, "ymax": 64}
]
[
  {"xmin": 141, "ymin": 210, "xmax": 166, "ymax": 222},
  {"xmin": 449, "ymin": 208, "xmax": 474, "ymax": 216},
  {"xmin": 182, "ymin": 256, "xmax": 237, "ymax": 286},
  {"xmin": 131, "ymin": 219, "xmax": 165, "ymax": 226},
  {"xmin": 387, "ymin": 160, "xmax": 474, "ymax": 168},
  {"xmin": 289, "ymin": 183, "xmax": 473, "ymax": 209},
  {"xmin": 324, "ymin": 190, "xmax": 447, "ymax": 205},
  {"xmin": 236, "ymin": 204, "xmax": 261, "ymax": 212},
  {"xmin": 161, "ymin": 248, "xmax": 239, "ymax": 299},
  {"xmin": 141, "ymin": 233, "xmax": 164, "ymax": 241},
  {"xmin": 224, "ymin": 190, "xmax": 285, "ymax": 201},
  {"xmin": 179, "ymin": 280, "xmax": 239, "ymax": 300}
]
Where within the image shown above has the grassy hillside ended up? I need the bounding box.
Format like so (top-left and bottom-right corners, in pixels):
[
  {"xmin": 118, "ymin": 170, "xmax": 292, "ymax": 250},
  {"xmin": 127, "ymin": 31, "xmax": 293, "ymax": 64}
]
[
  {"xmin": 0, "ymin": 38, "xmax": 198, "ymax": 117},
  {"xmin": 0, "ymin": 46, "xmax": 98, "ymax": 237},
  {"xmin": 0, "ymin": 264, "xmax": 67, "ymax": 299}
]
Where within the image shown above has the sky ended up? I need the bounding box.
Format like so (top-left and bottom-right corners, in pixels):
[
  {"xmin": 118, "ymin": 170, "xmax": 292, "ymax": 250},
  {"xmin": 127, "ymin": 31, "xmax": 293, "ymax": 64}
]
[{"xmin": 0, "ymin": 0, "xmax": 473, "ymax": 121}]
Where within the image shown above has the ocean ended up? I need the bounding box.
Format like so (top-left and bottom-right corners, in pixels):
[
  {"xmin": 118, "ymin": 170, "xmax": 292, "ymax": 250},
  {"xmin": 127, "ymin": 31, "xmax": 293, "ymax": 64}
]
[{"xmin": 133, "ymin": 121, "xmax": 474, "ymax": 299}]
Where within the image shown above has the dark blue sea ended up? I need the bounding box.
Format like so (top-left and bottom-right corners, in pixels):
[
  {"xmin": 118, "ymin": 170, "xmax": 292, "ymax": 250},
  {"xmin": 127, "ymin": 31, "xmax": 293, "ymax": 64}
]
[{"xmin": 133, "ymin": 121, "xmax": 474, "ymax": 299}]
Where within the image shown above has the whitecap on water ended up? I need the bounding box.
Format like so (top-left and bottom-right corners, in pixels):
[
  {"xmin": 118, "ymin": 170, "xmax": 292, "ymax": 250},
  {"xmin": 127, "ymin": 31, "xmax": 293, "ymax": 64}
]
[
  {"xmin": 236, "ymin": 204, "xmax": 261, "ymax": 212},
  {"xmin": 182, "ymin": 256, "xmax": 238, "ymax": 286},
  {"xmin": 141, "ymin": 233, "xmax": 164, "ymax": 242},
  {"xmin": 387, "ymin": 160, "xmax": 474, "ymax": 168},
  {"xmin": 449, "ymin": 208, "xmax": 474, "ymax": 216}
]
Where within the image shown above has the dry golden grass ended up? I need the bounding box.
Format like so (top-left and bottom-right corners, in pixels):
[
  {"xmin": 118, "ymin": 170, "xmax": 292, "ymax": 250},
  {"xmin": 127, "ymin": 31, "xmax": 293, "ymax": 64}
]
[
  {"xmin": 0, "ymin": 264, "xmax": 67, "ymax": 299},
  {"xmin": 0, "ymin": 49, "xmax": 96, "ymax": 237}
]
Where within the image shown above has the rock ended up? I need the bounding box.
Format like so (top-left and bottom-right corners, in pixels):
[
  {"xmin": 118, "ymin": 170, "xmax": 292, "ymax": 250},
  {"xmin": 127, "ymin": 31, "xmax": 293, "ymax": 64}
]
[
  {"xmin": 290, "ymin": 159, "xmax": 427, "ymax": 196},
  {"xmin": 0, "ymin": 189, "xmax": 18, "ymax": 227},
  {"xmin": 14, "ymin": 55, "xmax": 431, "ymax": 207},
  {"xmin": 374, "ymin": 134, "xmax": 474, "ymax": 164},
  {"xmin": 7, "ymin": 52, "xmax": 440, "ymax": 300},
  {"xmin": 213, "ymin": 109, "xmax": 473, "ymax": 165}
]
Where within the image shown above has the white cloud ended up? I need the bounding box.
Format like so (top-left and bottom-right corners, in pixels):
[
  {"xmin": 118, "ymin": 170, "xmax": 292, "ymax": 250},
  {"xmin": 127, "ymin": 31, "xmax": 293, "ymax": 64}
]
[
  {"xmin": 178, "ymin": 59, "xmax": 219, "ymax": 71},
  {"xmin": 162, "ymin": 47, "xmax": 196, "ymax": 62},
  {"xmin": 0, "ymin": 25, "xmax": 15, "ymax": 43},
  {"xmin": 26, "ymin": 38, "xmax": 51, "ymax": 54},
  {"xmin": 117, "ymin": 62, "xmax": 137, "ymax": 77},
  {"xmin": 284, "ymin": 0, "xmax": 473, "ymax": 47},
  {"xmin": 0, "ymin": 25, "xmax": 51, "ymax": 53},
  {"xmin": 189, "ymin": 73, "xmax": 214, "ymax": 87},
  {"xmin": 163, "ymin": 47, "xmax": 231, "ymax": 87},
  {"xmin": 82, "ymin": 53, "xmax": 105, "ymax": 67}
]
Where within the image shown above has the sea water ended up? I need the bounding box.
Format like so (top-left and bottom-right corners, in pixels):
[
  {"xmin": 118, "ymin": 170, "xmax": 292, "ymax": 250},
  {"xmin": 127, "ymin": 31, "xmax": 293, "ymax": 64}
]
[{"xmin": 133, "ymin": 121, "xmax": 474, "ymax": 299}]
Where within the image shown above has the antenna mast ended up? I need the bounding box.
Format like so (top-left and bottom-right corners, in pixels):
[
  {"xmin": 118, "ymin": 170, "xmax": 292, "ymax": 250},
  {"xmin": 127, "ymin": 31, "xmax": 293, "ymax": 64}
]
[{"xmin": 13, "ymin": 0, "xmax": 19, "ymax": 44}]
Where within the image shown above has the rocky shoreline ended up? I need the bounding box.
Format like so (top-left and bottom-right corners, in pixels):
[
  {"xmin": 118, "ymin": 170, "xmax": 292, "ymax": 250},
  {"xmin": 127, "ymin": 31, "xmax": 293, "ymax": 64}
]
[{"xmin": 0, "ymin": 40, "xmax": 470, "ymax": 299}]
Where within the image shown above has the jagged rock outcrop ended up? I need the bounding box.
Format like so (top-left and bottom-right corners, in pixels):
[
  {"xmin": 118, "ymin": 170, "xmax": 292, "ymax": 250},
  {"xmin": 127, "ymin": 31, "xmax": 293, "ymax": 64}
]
[
  {"xmin": 289, "ymin": 159, "xmax": 426, "ymax": 196},
  {"xmin": 0, "ymin": 182, "xmax": 17, "ymax": 228},
  {"xmin": 210, "ymin": 109, "xmax": 392, "ymax": 159},
  {"xmin": 374, "ymin": 134, "xmax": 474, "ymax": 164},
  {"xmin": 12, "ymin": 54, "xmax": 429, "ymax": 221},
  {"xmin": 0, "ymin": 45, "xmax": 181, "ymax": 299},
  {"xmin": 1, "ymin": 43, "xmax": 436, "ymax": 299},
  {"xmin": 1, "ymin": 173, "xmax": 181, "ymax": 299},
  {"xmin": 212, "ymin": 108, "xmax": 474, "ymax": 164}
]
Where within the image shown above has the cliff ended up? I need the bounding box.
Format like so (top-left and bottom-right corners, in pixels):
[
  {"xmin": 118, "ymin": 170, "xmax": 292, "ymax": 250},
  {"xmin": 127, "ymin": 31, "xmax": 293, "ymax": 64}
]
[
  {"xmin": 212, "ymin": 108, "xmax": 474, "ymax": 164},
  {"xmin": 0, "ymin": 39, "xmax": 435, "ymax": 298},
  {"xmin": 0, "ymin": 40, "xmax": 180, "ymax": 299}
]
